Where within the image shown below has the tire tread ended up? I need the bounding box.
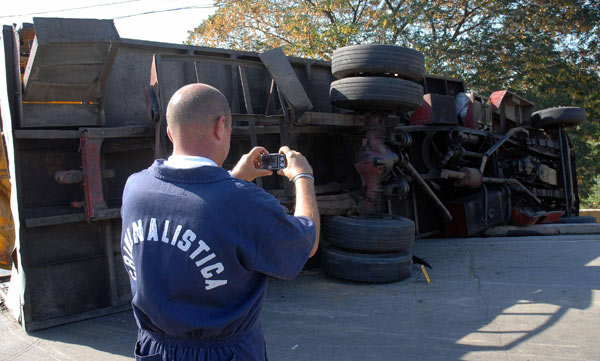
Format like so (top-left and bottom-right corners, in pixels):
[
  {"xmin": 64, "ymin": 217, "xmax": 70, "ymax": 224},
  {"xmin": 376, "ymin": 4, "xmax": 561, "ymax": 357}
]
[{"xmin": 321, "ymin": 246, "xmax": 413, "ymax": 283}]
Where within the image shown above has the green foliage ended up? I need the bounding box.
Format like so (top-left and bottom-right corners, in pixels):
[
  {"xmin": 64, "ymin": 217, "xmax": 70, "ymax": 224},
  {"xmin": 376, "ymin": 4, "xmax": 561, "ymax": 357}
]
[
  {"xmin": 187, "ymin": 0, "xmax": 600, "ymax": 200},
  {"xmin": 581, "ymin": 176, "xmax": 600, "ymax": 208}
]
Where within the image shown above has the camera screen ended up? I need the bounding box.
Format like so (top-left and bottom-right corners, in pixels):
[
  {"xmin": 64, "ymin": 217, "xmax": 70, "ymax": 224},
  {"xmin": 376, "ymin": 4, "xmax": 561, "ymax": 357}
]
[
  {"xmin": 261, "ymin": 154, "xmax": 285, "ymax": 170},
  {"xmin": 265, "ymin": 156, "xmax": 279, "ymax": 168}
]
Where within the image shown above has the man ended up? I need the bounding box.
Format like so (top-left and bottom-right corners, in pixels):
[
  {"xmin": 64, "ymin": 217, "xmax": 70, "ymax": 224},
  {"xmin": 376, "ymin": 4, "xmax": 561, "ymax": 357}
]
[{"xmin": 121, "ymin": 83, "xmax": 320, "ymax": 361}]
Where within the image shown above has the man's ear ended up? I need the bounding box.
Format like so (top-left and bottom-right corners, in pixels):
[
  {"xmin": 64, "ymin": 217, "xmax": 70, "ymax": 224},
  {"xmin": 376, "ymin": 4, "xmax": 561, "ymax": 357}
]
[
  {"xmin": 214, "ymin": 115, "xmax": 227, "ymax": 140},
  {"xmin": 166, "ymin": 125, "xmax": 174, "ymax": 143}
]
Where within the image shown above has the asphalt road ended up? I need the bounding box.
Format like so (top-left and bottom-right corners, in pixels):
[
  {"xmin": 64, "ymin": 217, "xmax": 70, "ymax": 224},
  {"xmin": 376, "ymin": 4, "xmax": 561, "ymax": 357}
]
[{"xmin": 1, "ymin": 234, "xmax": 599, "ymax": 360}]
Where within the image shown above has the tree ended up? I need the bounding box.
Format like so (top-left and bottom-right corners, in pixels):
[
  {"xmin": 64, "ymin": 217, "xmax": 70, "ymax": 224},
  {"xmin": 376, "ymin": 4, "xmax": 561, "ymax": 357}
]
[
  {"xmin": 187, "ymin": 0, "xmax": 600, "ymax": 203},
  {"xmin": 187, "ymin": 0, "xmax": 417, "ymax": 58}
]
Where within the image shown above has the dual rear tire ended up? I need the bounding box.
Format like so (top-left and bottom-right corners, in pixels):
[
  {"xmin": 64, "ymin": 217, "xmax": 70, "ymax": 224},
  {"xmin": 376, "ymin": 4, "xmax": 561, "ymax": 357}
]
[
  {"xmin": 321, "ymin": 216, "xmax": 416, "ymax": 283},
  {"xmin": 321, "ymin": 247, "xmax": 413, "ymax": 283},
  {"xmin": 331, "ymin": 44, "xmax": 425, "ymax": 81},
  {"xmin": 330, "ymin": 77, "xmax": 424, "ymax": 112},
  {"xmin": 329, "ymin": 44, "xmax": 425, "ymax": 112}
]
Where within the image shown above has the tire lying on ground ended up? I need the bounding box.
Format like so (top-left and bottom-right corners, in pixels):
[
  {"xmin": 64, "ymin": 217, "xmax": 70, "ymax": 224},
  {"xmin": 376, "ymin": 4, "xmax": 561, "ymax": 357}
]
[
  {"xmin": 330, "ymin": 77, "xmax": 423, "ymax": 111},
  {"xmin": 530, "ymin": 107, "xmax": 586, "ymax": 129},
  {"xmin": 323, "ymin": 216, "xmax": 415, "ymax": 252},
  {"xmin": 331, "ymin": 44, "xmax": 425, "ymax": 81},
  {"xmin": 321, "ymin": 246, "xmax": 413, "ymax": 283}
]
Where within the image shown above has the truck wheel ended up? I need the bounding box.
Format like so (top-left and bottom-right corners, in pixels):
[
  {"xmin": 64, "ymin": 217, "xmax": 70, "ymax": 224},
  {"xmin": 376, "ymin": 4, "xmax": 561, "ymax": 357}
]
[
  {"xmin": 330, "ymin": 77, "xmax": 423, "ymax": 111},
  {"xmin": 530, "ymin": 107, "xmax": 586, "ymax": 129},
  {"xmin": 321, "ymin": 246, "xmax": 413, "ymax": 283},
  {"xmin": 323, "ymin": 216, "xmax": 415, "ymax": 252},
  {"xmin": 331, "ymin": 44, "xmax": 425, "ymax": 81}
]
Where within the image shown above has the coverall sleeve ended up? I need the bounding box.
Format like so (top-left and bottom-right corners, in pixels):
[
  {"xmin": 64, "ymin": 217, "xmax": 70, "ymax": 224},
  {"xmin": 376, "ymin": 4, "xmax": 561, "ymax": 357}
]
[{"xmin": 248, "ymin": 190, "xmax": 316, "ymax": 280}]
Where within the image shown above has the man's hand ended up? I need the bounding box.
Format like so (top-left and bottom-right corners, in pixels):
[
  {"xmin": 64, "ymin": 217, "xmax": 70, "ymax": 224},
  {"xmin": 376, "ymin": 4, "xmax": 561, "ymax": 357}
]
[
  {"xmin": 277, "ymin": 146, "xmax": 313, "ymax": 181},
  {"xmin": 231, "ymin": 146, "xmax": 273, "ymax": 182}
]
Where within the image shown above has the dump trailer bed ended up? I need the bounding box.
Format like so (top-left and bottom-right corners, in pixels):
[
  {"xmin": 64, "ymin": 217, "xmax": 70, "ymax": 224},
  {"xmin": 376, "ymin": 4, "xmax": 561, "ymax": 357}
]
[{"xmin": 0, "ymin": 18, "xmax": 587, "ymax": 330}]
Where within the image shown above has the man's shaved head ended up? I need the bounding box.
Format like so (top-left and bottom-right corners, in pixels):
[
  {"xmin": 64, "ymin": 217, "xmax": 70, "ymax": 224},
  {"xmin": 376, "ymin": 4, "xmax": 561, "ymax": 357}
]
[
  {"xmin": 166, "ymin": 83, "xmax": 232, "ymax": 133},
  {"xmin": 166, "ymin": 83, "xmax": 233, "ymax": 164}
]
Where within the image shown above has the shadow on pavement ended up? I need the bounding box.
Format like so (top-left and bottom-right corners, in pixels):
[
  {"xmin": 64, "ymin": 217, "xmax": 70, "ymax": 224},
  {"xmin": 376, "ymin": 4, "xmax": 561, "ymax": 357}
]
[
  {"xmin": 30, "ymin": 310, "xmax": 137, "ymax": 359},
  {"xmin": 262, "ymin": 235, "xmax": 600, "ymax": 361}
]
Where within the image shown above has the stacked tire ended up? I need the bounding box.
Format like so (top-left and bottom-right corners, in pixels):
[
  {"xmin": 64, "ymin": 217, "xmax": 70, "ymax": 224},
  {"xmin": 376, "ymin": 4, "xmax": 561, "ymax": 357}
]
[
  {"xmin": 321, "ymin": 216, "xmax": 416, "ymax": 283},
  {"xmin": 329, "ymin": 44, "xmax": 426, "ymax": 112}
]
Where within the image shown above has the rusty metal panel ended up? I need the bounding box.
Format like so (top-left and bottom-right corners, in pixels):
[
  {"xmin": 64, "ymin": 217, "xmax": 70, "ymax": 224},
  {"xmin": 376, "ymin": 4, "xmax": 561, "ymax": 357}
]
[
  {"xmin": 194, "ymin": 60, "xmax": 238, "ymax": 104},
  {"xmin": 23, "ymin": 18, "xmax": 119, "ymax": 102},
  {"xmin": 17, "ymin": 221, "xmax": 113, "ymax": 329},
  {"xmin": 309, "ymin": 64, "xmax": 335, "ymax": 113},
  {"xmin": 21, "ymin": 102, "xmax": 103, "ymax": 127},
  {"xmin": 445, "ymin": 189, "xmax": 506, "ymax": 236},
  {"xmin": 80, "ymin": 133, "xmax": 106, "ymax": 220},
  {"xmin": 1, "ymin": 25, "xmax": 22, "ymax": 128},
  {"xmin": 421, "ymin": 74, "xmax": 465, "ymax": 96},
  {"xmin": 20, "ymin": 18, "xmax": 119, "ymax": 128},
  {"xmin": 0, "ymin": 25, "xmax": 19, "ymax": 270},
  {"xmin": 18, "ymin": 139, "xmax": 83, "ymax": 219},
  {"xmin": 111, "ymin": 218, "xmax": 134, "ymax": 304},
  {"xmin": 32, "ymin": 18, "xmax": 119, "ymax": 44},
  {"xmin": 410, "ymin": 94, "xmax": 457, "ymax": 125},
  {"xmin": 490, "ymin": 90, "xmax": 535, "ymax": 132},
  {"xmin": 259, "ymin": 48, "xmax": 313, "ymax": 117},
  {"xmin": 103, "ymin": 45, "xmax": 179, "ymax": 127}
]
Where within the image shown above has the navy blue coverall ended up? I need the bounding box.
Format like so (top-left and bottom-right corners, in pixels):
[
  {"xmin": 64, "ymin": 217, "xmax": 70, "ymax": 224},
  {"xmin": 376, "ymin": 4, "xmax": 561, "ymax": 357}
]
[{"xmin": 120, "ymin": 160, "xmax": 316, "ymax": 360}]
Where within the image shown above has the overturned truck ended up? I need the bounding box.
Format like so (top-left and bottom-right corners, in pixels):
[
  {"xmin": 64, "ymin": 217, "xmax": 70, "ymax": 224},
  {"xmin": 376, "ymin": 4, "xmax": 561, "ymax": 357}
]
[{"xmin": 0, "ymin": 18, "xmax": 586, "ymax": 330}]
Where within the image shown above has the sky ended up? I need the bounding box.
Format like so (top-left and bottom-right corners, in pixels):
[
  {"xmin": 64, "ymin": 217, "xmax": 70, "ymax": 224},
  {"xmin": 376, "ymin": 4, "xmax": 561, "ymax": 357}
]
[{"xmin": 1, "ymin": 0, "xmax": 216, "ymax": 44}]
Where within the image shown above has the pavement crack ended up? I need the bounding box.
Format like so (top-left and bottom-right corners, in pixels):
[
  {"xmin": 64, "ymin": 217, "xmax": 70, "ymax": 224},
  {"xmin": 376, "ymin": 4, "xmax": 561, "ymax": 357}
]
[
  {"xmin": 467, "ymin": 248, "xmax": 491, "ymax": 322},
  {"xmin": 4, "ymin": 339, "xmax": 41, "ymax": 361},
  {"xmin": 466, "ymin": 248, "xmax": 509, "ymax": 356},
  {"xmin": 496, "ymin": 315, "xmax": 509, "ymax": 358}
]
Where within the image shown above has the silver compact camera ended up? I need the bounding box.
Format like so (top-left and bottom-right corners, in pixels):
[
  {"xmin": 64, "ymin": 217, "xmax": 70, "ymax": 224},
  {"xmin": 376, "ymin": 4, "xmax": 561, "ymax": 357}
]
[{"xmin": 260, "ymin": 153, "xmax": 287, "ymax": 170}]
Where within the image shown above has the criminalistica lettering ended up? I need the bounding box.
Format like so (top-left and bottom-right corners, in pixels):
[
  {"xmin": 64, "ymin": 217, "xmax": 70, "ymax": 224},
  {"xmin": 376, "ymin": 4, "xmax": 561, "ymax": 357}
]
[{"xmin": 121, "ymin": 217, "xmax": 228, "ymax": 290}]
